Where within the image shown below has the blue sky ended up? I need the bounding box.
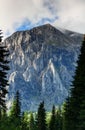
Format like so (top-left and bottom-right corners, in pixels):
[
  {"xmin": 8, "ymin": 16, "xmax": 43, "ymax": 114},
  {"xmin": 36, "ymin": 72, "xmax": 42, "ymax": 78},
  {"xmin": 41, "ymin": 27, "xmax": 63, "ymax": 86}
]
[
  {"xmin": 16, "ymin": 16, "xmax": 58, "ymax": 31},
  {"xmin": 0, "ymin": 0, "xmax": 85, "ymax": 38}
]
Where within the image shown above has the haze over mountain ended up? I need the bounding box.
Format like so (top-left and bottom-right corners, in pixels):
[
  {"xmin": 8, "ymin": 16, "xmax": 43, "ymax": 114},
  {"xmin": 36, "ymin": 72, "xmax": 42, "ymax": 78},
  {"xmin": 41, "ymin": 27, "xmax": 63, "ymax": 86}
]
[{"xmin": 4, "ymin": 24, "xmax": 83, "ymax": 111}]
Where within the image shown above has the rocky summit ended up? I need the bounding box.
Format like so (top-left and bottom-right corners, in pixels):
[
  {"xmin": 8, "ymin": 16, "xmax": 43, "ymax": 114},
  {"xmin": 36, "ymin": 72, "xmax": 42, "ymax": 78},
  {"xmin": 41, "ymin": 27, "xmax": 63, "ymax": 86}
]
[{"xmin": 4, "ymin": 24, "xmax": 83, "ymax": 111}]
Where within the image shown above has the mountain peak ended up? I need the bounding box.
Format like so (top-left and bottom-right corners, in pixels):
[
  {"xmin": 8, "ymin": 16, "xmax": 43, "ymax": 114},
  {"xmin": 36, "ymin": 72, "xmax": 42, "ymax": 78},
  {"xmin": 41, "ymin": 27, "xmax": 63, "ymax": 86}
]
[
  {"xmin": 39, "ymin": 23, "xmax": 54, "ymax": 28},
  {"xmin": 4, "ymin": 23, "xmax": 83, "ymax": 111},
  {"xmin": 29, "ymin": 23, "xmax": 56, "ymax": 32}
]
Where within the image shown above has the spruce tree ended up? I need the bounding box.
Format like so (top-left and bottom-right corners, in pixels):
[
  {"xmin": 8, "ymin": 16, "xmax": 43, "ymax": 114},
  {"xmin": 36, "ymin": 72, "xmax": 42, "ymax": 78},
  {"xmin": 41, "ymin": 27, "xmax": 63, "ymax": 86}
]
[
  {"xmin": 21, "ymin": 112, "xmax": 28, "ymax": 130},
  {"xmin": 55, "ymin": 107, "xmax": 62, "ymax": 130},
  {"xmin": 62, "ymin": 100, "xmax": 71, "ymax": 130},
  {"xmin": 34, "ymin": 112, "xmax": 38, "ymax": 130},
  {"xmin": 77, "ymin": 36, "xmax": 85, "ymax": 130},
  {"xmin": 10, "ymin": 91, "xmax": 21, "ymax": 119},
  {"xmin": 29, "ymin": 113, "xmax": 35, "ymax": 130},
  {"xmin": 78, "ymin": 100, "xmax": 85, "ymax": 130},
  {"xmin": 49, "ymin": 105, "xmax": 56, "ymax": 130},
  {"xmin": 64, "ymin": 36, "xmax": 85, "ymax": 130},
  {"xmin": 0, "ymin": 30, "xmax": 10, "ymax": 112},
  {"xmin": 37, "ymin": 101, "xmax": 47, "ymax": 130}
]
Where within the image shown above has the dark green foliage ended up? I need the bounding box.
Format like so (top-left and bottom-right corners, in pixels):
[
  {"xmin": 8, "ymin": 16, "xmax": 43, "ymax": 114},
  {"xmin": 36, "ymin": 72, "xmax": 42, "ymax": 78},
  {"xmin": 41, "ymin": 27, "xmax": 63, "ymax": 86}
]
[
  {"xmin": 21, "ymin": 112, "xmax": 29, "ymax": 130},
  {"xmin": 78, "ymin": 100, "xmax": 85, "ymax": 130},
  {"xmin": 37, "ymin": 101, "xmax": 47, "ymax": 130},
  {"xmin": 49, "ymin": 105, "xmax": 56, "ymax": 130},
  {"xmin": 0, "ymin": 103, "xmax": 64, "ymax": 130},
  {"xmin": 34, "ymin": 112, "xmax": 38, "ymax": 130},
  {"xmin": 49, "ymin": 106, "xmax": 63, "ymax": 130},
  {"xmin": 29, "ymin": 113, "xmax": 35, "ymax": 130},
  {"xmin": 55, "ymin": 107, "xmax": 62, "ymax": 130},
  {"xmin": 10, "ymin": 91, "xmax": 21, "ymax": 119},
  {"xmin": 62, "ymin": 101, "xmax": 71, "ymax": 130},
  {"xmin": 0, "ymin": 91, "xmax": 22, "ymax": 130},
  {"xmin": 62, "ymin": 98, "xmax": 75, "ymax": 130},
  {"xmin": 64, "ymin": 37, "xmax": 85, "ymax": 130},
  {"xmin": 0, "ymin": 116, "xmax": 21, "ymax": 130},
  {"xmin": 0, "ymin": 31, "xmax": 10, "ymax": 112}
]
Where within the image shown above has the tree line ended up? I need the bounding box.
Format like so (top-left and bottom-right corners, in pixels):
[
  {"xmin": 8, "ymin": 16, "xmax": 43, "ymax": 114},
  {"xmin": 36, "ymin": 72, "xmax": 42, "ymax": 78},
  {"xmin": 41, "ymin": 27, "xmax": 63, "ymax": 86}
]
[{"xmin": 0, "ymin": 90, "xmax": 63, "ymax": 130}]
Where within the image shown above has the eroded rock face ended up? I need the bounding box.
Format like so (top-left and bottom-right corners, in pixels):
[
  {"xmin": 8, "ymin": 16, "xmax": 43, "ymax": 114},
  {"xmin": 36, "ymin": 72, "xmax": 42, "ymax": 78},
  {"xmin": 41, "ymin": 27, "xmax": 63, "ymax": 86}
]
[{"xmin": 4, "ymin": 24, "xmax": 83, "ymax": 111}]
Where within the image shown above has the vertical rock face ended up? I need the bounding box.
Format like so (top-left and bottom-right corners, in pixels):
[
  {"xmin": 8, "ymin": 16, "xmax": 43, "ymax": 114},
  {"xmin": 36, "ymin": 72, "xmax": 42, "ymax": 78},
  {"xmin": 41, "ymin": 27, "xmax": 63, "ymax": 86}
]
[{"xmin": 4, "ymin": 24, "xmax": 83, "ymax": 111}]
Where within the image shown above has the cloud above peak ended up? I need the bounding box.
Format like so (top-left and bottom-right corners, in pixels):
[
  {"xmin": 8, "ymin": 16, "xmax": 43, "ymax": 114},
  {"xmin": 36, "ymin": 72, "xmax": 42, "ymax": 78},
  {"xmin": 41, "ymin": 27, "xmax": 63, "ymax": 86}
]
[
  {"xmin": 55, "ymin": 0, "xmax": 85, "ymax": 33},
  {"xmin": 0, "ymin": 0, "xmax": 85, "ymax": 38}
]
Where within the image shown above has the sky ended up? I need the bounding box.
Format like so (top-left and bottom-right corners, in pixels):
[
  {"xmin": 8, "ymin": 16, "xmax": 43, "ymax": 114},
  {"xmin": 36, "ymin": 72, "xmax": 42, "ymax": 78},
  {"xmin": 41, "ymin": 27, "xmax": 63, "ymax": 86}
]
[{"xmin": 0, "ymin": 0, "xmax": 85, "ymax": 38}]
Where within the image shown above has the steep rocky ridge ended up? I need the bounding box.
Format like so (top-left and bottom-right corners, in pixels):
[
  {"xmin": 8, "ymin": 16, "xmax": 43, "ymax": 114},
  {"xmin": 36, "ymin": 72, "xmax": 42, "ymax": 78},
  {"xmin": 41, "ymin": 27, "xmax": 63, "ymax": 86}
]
[{"xmin": 4, "ymin": 24, "xmax": 83, "ymax": 111}]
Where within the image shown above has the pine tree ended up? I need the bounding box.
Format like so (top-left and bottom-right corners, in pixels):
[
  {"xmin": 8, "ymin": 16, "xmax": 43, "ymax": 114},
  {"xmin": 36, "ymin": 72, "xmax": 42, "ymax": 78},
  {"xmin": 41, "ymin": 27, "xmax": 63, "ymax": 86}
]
[
  {"xmin": 77, "ymin": 36, "xmax": 85, "ymax": 130},
  {"xmin": 10, "ymin": 91, "xmax": 21, "ymax": 119},
  {"xmin": 64, "ymin": 36, "xmax": 85, "ymax": 130},
  {"xmin": 62, "ymin": 100, "xmax": 71, "ymax": 130},
  {"xmin": 29, "ymin": 113, "xmax": 35, "ymax": 130},
  {"xmin": 34, "ymin": 112, "xmax": 38, "ymax": 130},
  {"xmin": 63, "ymin": 99, "xmax": 73, "ymax": 130},
  {"xmin": 0, "ymin": 30, "xmax": 10, "ymax": 114},
  {"xmin": 49, "ymin": 105, "xmax": 56, "ymax": 130},
  {"xmin": 21, "ymin": 112, "xmax": 28, "ymax": 130},
  {"xmin": 78, "ymin": 100, "xmax": 85, "ymax": 130},
  {"xmin": 37, "ymin": 101, "xmax": 47, "ymax": 130},
  {"xmin": 55, "ymin": 107, "xmax": 62, "ymax": 130}
]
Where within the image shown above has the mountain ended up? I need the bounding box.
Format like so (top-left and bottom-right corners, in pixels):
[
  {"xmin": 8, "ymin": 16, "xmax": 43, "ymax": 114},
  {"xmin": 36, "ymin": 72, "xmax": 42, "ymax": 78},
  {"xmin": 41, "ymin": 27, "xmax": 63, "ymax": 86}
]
[{"xmin": 4, "ymin": 24, "xmax": 83, "ymax": 111}]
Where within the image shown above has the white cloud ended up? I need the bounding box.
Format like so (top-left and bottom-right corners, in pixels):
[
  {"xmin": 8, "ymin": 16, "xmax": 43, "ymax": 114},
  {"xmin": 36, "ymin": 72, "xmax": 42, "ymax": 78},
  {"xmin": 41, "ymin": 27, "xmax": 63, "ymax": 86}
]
[
  {"xmin": 0, "ymin": 0, "xmax": 85, "ymax": 38},
  {"xmin": 0, "ymin": 0, "xmax": 53, "ymax": 37},
  {"xmin": 52, "ymin": 0, "xmax": 85, "ymax": 33}
]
